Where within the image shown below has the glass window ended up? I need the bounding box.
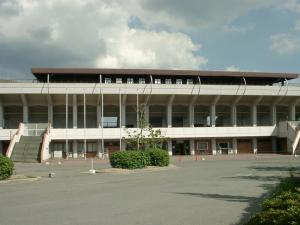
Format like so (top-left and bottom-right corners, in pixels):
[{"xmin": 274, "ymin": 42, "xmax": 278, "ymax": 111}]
[
  {"xmin": 187, "ymin": 79, "xmax": 193, "ymax": 85},
  {"xmin": 197, "ymin": 142, "xmax": 208, "ymax": 151},
  {"xmin": 166, "ymin": 79, "xmax": 172, "ymax": 84},
  {"xmin": 176, "ymin": 79, "xmax": 182, "ymax": 84},
  {"xmin": 127, "ymin": 78, "xmax": 134, "ymax": 84},
  {"xmin": 105, "ymin": 78, "xmax": 111, "ymax": 84},
  {"xmin": 139, "ymin": 78, "xmax": 145, "ymax": 84},
  {"xmin": 155, "ymin": 79, "xmax": 161, "ymax": 84},
  {"xmin": 116, "ymin": 78, "xmax": 122, "ymax": 84}
]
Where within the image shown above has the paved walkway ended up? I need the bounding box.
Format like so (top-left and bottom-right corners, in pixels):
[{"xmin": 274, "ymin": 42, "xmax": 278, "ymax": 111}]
[{"xmin": 0, "ymin": 154, "xmax": 299, "ymax": 225}]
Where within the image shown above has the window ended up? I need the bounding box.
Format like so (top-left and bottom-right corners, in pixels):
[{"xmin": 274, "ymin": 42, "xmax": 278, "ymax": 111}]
[
  {"xmin": 105, "ymin": 78, "xmax": 111, "ymax": 84},
  {"xmin": 166, "ymin": 79, "xmax": 172, "ymax": 84},
  {"xmin": 139, "ymin": 78, "xmax": 145, "ymax": 84},
  {"xmin": 176, "ymin": 79, "xmax": 182, "ymax": 85},
  {"xmin": 116, "ymin": 78, "xmax": 122, "ymax": 84},
  {"xmin": 127, "ymin": 78, "xmax": 134, "ymax": 84},
  {"xmin": 187, "ymin": 79, "xmax": 193, "ymax": 85},
  {"xmin": 197, "ymin": 142, "xmax": 208, "ymax": 151},
  {"xmin": 154, "ymin": 79, "xmax": 161, "ymax": 84},
  {"xmin": 217, "ymin": 142, "xmax": 229, "ymax": 150}
]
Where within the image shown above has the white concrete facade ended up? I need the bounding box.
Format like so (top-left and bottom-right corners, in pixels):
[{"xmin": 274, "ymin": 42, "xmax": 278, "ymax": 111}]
[{"xmin": 1, "ymin": 69, "xmax": 300, "ymax": 158}]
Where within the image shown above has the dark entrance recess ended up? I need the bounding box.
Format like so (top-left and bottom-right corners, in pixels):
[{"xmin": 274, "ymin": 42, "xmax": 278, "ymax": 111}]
[{"xmin": 172, "ymin": 140, "xmax": 190, "ymax": 155}]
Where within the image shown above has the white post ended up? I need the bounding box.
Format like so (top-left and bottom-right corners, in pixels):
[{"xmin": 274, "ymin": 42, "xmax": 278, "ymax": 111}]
[
  {"xmin": 271, "ymin": 105, "xmax": 276, "ymax": 125},
  {"xmin": 289, "ymin": 104, "xmax": 296, "ymax": 121},
  {"xmin": 232, "ymin": 138, "xmax": 237, "ymax": 154},
  {"xmin": 252, "ymin": 105, "xmax": 257, "ymax": 126},
  {"xmin": 167, "ymin": 139, "xmax": 172, "ymax": 156},
  {"xmin": 48, "ymin": 96, "xmax": 53, "ymax": 125},
  {"xmin": 0, "ymin": 98, "xmax": 3, "ymax": 128},
  {"xmin": 121, "ymin": 95, "xmax": 126, "ymax": 128},
  {"xmin": 211, "ymin": 138, "xmax": 217, "ymax": 155},
  {"xmin": 189, "ymin": 139, "xmax": 195, "ymax": 155},
  {"xmin": 189, "ymin": 105, "xmax": 194, "ymax": 127},
  {"xmin": 210, "ymin": 105, "xmax": 216, "ymax": 127},
  {"xmin": 97, "ymin": 140, "xmax": 102, "ymax": 158},
  {"xmin": 73, "ymin": 140, "xmax": 78, "ymax": 158},
  {"xmin": 136, "ymin": 90, "xmax": 139, "ymax": 128},
  {"xmin": 144, "ymin": 104, "xmax": 149, "ymax": 124},
  {"xmin": 21, "ymin": 95, "xmax": 28, "ymax": 123},
  {"xmin": 73, "ymin": 94, "xmax": 77, "ymax": 128},
  {"xmin": 253, "ymin": 137, "xmax": 257, "ymax": 154},
  {"xmin": 167, "ymin": 95, "xmax": 174, "ymax": 128},
  {"xmin": 65, "ymin": 90, "xmax": 68, "ymax": 159},
  {"xmin": 119, "ymin": 91, "xmax": 122, "ymax": 150},
  {"xmin": 231, "ymin": 105, "xmax": 237, "ymax": 127},
  {"xmin": 84, "ymin": 89, "xmax": 86, "ymax": 159}
]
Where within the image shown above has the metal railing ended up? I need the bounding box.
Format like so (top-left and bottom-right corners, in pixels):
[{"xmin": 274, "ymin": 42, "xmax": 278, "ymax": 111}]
[{"xmin": 23, "ymin": 123, "xmax": 48, "ymax": 136}]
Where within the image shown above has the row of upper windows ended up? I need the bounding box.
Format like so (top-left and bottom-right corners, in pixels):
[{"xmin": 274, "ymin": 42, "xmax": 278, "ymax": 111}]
[{"xmin": 104, "ymin": 78, "xmax": 194, "ymax": 85}]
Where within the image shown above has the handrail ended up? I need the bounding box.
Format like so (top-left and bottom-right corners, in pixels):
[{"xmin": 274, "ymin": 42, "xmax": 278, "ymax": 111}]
[
  {"xmin": 40, "ymin": 123, "xmax": 51, "ymax": 162},
  {"xmin": 6, "ymin": 123, "xmax": 24, "ymax": 158}
]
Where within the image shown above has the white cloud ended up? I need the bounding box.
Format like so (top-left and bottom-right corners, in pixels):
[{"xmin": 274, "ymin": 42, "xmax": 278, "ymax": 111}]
[
  {"xmin": 0, "ymin": 0, "xmax": 207, "ymax": 78},
  {"xmin": 270, "ymin": 33, "xmax": 300, "ymax": 55},
  {"xmin": 225, "ymin": 65, "xmax": 240, "ymax": 72},
  {"xmin": 282, "ymin": 0, "xmax": 300, "ymax": 13}
]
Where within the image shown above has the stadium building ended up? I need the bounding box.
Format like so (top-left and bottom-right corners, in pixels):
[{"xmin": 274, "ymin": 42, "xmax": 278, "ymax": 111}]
[{"xmin": 0, "ymin": 68, "xmax": 300, "ymax": 162}]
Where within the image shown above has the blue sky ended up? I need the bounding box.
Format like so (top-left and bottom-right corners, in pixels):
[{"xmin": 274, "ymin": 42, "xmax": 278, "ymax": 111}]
[{"xmin": 0, "ymin": 0, "xmax": 299, "ymax": 79}]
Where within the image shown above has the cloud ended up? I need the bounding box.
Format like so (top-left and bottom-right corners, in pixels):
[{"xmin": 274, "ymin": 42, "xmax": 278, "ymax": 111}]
[
  {"xmin": 136, "ymin": 0, "xmax": 285, "ymax": 30},
  {"xmin": 225, "ymin": 65, "xmax": 240, "ymax": 72},
  {"xmin": 270, "ymin": 33, "xmax": 300, "ymax": 55},
  {"xmin": 295, "ymin": 20, "xmax": 300, "ymax": 31},
  {"xmin": 0, "ymin": 0, "xmax": 207, "ymax": 78}
]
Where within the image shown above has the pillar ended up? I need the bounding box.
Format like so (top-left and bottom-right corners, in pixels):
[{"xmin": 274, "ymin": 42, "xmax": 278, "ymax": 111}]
[
  {"xmin": 48, "ymin": 99, "xmax": 53, "ymax": 125},
  {"xmin": 289, "ymin": 104, "xmax": 296, "ymax": 121},
  {"xmin": 232, "ymin": 138, "xmax": 237, "ymax": 154},
  {"xmin": 73, "ymin": 140, "xmax": 78, "ymax": 158},
  {"xmin": 210, "ymin": 105, "xmax": 216, "ymax": 127},
  {"xmin": 167, "ymin": 139, "xmax": 172, "ymax": 156},
  {"xmin": 121, "ymin": 102, "xmax": 126, "ymax": 128},
  {"xmin": 0, "ymin": 141, "xmax": 3, "ymax": 155},
  {"xmin": 272, "ymin": 137, "xmax": 277, "ymax": 153},
  {"xmin": 253, "ymin": 138, "xmax": 257, "ymax": 154},
  {"xmin": 211, "ymin": 138, "xmax": 217, "ymax": 155},
  {"xmin": 167, "ymin": 105, "xmax": 172, "ymax": 128},
  {"xmin": 144, "ymin": 104, "xmax": 149, "ymax": 124},
  {"xmin": 231, "ymin": 105, "xmax": 237, "ymax": 127},
  {"xmin": 97, "ymin": 140, "xmax": 103, "ymax": 158},
  {"xmin": 121, "ymin": 140, "xmax": 126, "ymax": 151},
  {"xmin": 189, "ymin": 105, "xmax": 194, "ymax": 127},
  {"xmin": 73, "ymin": 94, "xmax": 77, "ymax": 128},
  {"xmin": 271, "ymin": 105, "xmax": 276, "ymax": 125},
  {"xmin": 252, "ymin": 104, "xmax": 257, "ymax": 126},
  {"xmin": 189, "ymin": 139, "xmax": 195, "ymax": 155},
  {"xmin": 0, "ymin": 99, "xmax": 3, "ymax": 128},
  {"xmin": 21, "ymin": 94, "xmax": 28, "ymax": 123}
]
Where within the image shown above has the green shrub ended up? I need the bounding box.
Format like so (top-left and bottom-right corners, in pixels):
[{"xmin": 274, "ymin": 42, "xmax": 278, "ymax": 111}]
[
  {"xmin": 109, "ymin": 150, "xmax": 149, "ymax": 169},
  {"xmin": 0, "ymin": 155, "xmax": 14, "ymax": 180},
  {"xmin": 146, "ymin": 148, "xmax": 169, "ymax": 167},
  {"xmin": 245, "ymin": 176, "xmax": 300, "ymax": 225}
]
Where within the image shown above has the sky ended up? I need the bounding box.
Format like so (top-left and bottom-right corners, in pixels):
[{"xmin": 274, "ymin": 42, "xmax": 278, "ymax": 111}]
[{"xmin": 0, "ymin": 0, "xmax": 300, "ymax": 79}]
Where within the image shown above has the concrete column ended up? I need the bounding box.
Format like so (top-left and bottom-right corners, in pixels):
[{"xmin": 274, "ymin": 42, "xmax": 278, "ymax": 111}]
[
  {"xmin": 97, "ymin": 140, "xmax": 103, "ymax": 158},
  {"xmin": 271, "ymin": 105, "xmax": 276, "ymax": 125},
  {"xmin": 23, "ymin": 105, "xmax": 28, "ymax": 123},
  {"xmin": 144, "ymin": 104, "xmax": 149, "ymax": 124},
  {"xmin": 189, "ymin": 105, "xmax": 194, "ymax": 127},
  {"xmin": 253, "ymin": 138, "xmax": 257, "ymax": 154},
  {"xmin": 211, "ymin": 138, "xmax": 217, "ymax": 155},
  {"xmin": 289, "ymin": 104, "xmax": 296, "ymax": 121},
  {"xmin": 210, "ymin": 105, "xmax": 216, "ymax": 127},
  {"xmin": 121, "ymin": 140, "xmax": 126, "ymax": 151},
  {"xmin": 167, "ymin": 139, "xmax": 172, "ymax": 156},
  {"xmin": 272, "ymin": 137, "xmax": 277, "ymax": 153},
  {"xmin": 121, "ymin": 103, "xmax": 126, "ymax": 128},
  {"xmin": 97, "ymin": 101, "xmax": 101, "ymax": 128},
  {"xmin": 252, "ymin": 104, "xmax": 257, "ymax": 126},
  {"xmin": 73, "ymin": 94, "xmax": 77, "ymax": 128},
  {"xmin": 0, "ymin": 99, "xmax": 3, "ymax": 128},
  {"xmin": 48, "ymin": 99, "xmax": 53, "ymax": 125},
  {"xmin": 232, "ymin": 138, "xmax": 237, "ymax": 154},
  {"xmin": 167, "ymin": 105, "xmax": 172, "ymax": 128},
  {"xmin": 73, "ymin": 140, "xmax": 78, "ymax": 158},
  {"xmin": 231, "ymin": 105, "xmax": 237, "ymax": 127},
  {"xmin": 21, "ymin": 94, "xmax": 28, "ymax": 123},
  {"xmin": 189, "ymin": 139, "xmax": 195, "ymax": 155}
]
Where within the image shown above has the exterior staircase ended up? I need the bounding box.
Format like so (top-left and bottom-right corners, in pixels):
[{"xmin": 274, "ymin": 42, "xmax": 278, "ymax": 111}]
[{"xmin": 10, "ymin": 136, "xmax": 43, "ymax": 162}]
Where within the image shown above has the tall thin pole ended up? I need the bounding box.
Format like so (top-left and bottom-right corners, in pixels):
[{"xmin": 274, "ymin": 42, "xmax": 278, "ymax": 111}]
[
  {"xmin": 66, "ymin": 89, "xmax": 68, "ymax": 160},
  {"xmin": 137, "ymin": 89, "xmax": 139, "ymax": 150},
  {"xmin": 119, "ymin": 89, "xmax": 122, "ymax": 151},
  {"xmin": 100, "ymin": 75, "xmax": 104, "ymax": 158},
  {"xmin": 84, "ymin": 88, "xmax": 86, "ymax": 160}
]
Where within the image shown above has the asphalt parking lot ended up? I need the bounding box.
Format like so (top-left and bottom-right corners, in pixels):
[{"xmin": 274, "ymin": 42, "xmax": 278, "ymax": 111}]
[{"xmin": 0, "ymin": 154, "xmax": 299, "ymax": 225}]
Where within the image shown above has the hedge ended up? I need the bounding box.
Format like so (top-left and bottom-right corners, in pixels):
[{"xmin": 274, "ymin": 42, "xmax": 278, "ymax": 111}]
[
  {"xmin": 109, "ymin": 151, "xmax": 149, "ymax": 169},
  {"xmin": 109, "ymin": 149, "xmax": 170, "ymax": 169},
  {"xmin": 0, "ymin": 155, "xmax": 14, "ymax": 180},
  {"xmin": 146, "ymin": 149, "xmax": 169, "ymax": 167},
  {"xmin": 245, "ymin": 175, "xmax": 300, "ymax": 225}
]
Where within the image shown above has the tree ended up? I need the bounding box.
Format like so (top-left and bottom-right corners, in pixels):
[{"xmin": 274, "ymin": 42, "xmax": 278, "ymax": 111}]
[{"xmin": 124, "ymin": 105, "xmax": 167, "ymax": 150}]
